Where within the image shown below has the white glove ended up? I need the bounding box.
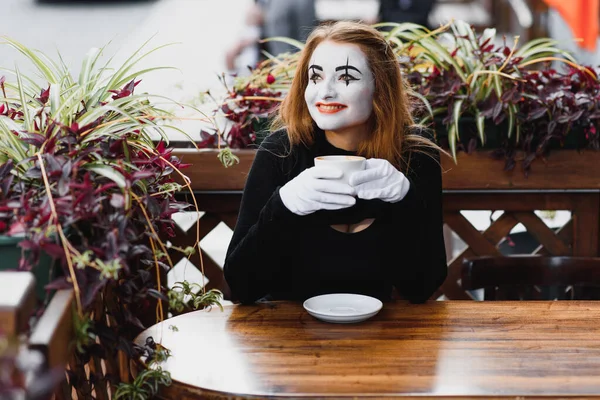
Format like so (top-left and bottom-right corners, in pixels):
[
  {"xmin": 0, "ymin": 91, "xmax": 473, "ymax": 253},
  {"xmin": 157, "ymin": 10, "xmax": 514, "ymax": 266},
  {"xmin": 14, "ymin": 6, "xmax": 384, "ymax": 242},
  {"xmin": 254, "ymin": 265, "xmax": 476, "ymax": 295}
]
[
  {"xmin": 279, "ymin": 166, "xmax": 356, "ymax": 216},
  {"xmin": 349, "ymin": 158, "xmax": 410, "ymax": 203}
]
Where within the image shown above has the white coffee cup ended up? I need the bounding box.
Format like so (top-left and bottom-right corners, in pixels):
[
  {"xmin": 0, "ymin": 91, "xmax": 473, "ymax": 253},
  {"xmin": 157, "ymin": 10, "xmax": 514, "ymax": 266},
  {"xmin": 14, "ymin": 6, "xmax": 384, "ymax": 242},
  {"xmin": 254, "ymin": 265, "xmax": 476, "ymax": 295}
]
[{"xmin": 314, "ymin": 155, "xmax": 366, "ymax": 185}]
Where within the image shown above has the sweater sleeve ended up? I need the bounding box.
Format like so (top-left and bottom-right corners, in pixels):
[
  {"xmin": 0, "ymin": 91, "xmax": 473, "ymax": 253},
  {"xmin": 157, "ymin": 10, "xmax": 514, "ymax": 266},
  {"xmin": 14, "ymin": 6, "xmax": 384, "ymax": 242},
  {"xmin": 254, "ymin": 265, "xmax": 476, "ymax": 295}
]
[
  {"xmin": 389, "ymin": 147, "xmax": 448, "ymax": 303},
  {"xmin": 224, "ymin": 133, "xmax": 300, "ymax": 304}
]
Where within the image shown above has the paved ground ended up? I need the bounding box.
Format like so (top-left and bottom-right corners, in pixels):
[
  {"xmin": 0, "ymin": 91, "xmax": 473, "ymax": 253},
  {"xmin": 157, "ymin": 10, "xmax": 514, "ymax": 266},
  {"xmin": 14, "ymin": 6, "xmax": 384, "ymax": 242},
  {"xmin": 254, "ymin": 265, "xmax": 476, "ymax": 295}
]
[{"xmin": 2, "ymin": 0, "xmax": 247, "ymax": 97}]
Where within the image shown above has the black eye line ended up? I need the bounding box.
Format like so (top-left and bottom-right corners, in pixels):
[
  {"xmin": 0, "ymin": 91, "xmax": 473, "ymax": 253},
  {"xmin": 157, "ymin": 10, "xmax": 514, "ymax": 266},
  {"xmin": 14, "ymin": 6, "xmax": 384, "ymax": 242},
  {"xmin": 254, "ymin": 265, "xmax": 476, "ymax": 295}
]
[
  {"xmin": 308, "ymin": 60, "xmax": 361, "ymax": 86},
  {"xmin": 308, "ymin": 64, "xmax": 322, "ymax": 84},
  {"xmin": 334, "ymin": 58, "xmax": 361, "ymax": 86}
]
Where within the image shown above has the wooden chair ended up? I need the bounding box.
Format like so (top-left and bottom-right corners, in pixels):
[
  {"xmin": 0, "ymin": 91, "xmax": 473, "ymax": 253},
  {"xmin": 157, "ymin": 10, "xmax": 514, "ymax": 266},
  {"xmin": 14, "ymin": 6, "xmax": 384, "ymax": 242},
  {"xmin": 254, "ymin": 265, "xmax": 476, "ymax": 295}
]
[
  {"xmin": 0, "ymin": 273, "xmax": 74, "ymax": 398},
  {"xmin": 28, "ymin": 289, "xmax": 74, "ymax": 372},
  {"xmin": 0, "ymin": 272, "xmax": 36, "ymax": 398},
  {"xmin": 28, "ymin": 289, "xmax": 74, "ymax": 400},
  {"xmin": 461, "ymin": 256, "xmax": 600, "ymax": 300},
  {"xmin": 0, "ymin": 271, "xmax": 36, "ymax": 337}
]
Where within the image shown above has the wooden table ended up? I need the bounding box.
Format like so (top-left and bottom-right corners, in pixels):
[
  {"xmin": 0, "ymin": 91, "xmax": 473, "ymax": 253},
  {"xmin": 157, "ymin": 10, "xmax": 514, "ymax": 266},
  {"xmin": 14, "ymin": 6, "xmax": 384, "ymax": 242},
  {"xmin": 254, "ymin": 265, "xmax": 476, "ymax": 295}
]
[{"xmin": 135, "ymin": 301, "xmax": 600, "ymax": 399}]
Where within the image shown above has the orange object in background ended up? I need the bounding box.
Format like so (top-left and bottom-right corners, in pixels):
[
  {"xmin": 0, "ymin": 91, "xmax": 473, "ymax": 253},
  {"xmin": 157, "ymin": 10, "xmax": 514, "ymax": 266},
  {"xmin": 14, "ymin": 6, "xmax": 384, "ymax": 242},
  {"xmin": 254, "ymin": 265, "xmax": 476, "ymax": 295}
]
[{"xmin": 542, "ymin": 0, "xmax": 599, "ymax": 51}]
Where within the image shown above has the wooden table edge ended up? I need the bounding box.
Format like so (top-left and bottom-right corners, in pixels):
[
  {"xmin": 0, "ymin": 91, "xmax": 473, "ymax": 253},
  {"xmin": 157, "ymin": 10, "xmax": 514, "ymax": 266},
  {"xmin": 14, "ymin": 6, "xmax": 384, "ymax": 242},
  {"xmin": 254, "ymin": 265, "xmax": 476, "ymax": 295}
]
[
  {"xmin": 135, "ymin": 302, "xmax": 600, "ymax": 400},
  {"xmin": 158, "ymin": 380, "xmax": 600, "ymax": 400}
]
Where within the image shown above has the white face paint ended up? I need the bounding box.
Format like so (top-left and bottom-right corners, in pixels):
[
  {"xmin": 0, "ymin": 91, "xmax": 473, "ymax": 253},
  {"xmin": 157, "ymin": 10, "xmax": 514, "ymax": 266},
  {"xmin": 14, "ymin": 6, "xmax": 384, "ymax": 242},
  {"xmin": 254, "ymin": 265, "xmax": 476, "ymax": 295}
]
[{"xmin": 304, "ymin": 41, "xmax": 375, "ymax": 136}]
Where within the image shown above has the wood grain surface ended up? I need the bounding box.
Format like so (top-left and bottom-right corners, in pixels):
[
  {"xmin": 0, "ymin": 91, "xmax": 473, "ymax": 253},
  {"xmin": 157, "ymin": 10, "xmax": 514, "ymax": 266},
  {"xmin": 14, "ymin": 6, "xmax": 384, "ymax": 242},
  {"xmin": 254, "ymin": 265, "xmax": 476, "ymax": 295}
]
[
  {"xmin": 135, "ymin": 301, "xmax": 600, "ymax": 399},
  {"xmin": 440, "ymin": 150, "xmax": 600, "ymax": 190},
  {"xmin": 172, "ymin": 149, "xmax": 600, "ymax": 191}
]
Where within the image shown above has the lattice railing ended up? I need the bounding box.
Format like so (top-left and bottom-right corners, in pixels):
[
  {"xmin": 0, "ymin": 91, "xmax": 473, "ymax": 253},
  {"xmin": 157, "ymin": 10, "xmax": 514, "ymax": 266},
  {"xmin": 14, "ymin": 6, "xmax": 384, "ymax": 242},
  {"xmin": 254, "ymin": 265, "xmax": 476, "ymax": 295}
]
[
  {"xmin": 169, "ymin": 193, "xmax": 242, "ymax": 299},
  {"xmin": 440, "ymin": 210, "xmax": 572, "ymax": 299},
  {"xmin": 438, "ymin": 191, "xmax": 600, "ymax": 299},
  {"xmin": 166, "ymin": 148, "xmax": 600, "ymax": 301},
  {"xmin": 170, "ymin": 190, "xmax": 600, "ymax": 301}
]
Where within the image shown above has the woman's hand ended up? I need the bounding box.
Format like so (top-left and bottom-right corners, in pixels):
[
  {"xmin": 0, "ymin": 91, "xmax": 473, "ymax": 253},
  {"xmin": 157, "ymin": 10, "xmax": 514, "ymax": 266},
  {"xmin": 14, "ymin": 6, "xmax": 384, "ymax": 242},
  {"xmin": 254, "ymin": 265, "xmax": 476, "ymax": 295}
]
[
  {"xmin": 279, "ymin": 167, "xmax": 356, "ymax": 216},
  {"xmin": 349, "ymin": 158, "xmax": 410, "ymax": 203}
]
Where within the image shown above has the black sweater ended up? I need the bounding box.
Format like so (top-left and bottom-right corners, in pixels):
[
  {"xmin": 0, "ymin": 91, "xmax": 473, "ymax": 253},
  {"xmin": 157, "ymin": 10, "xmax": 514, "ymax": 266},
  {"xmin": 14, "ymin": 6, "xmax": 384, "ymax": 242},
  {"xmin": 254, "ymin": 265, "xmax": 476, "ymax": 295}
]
[{"xmin": 224, "ymin": 128, "xmax": 447, "ymax": 304}]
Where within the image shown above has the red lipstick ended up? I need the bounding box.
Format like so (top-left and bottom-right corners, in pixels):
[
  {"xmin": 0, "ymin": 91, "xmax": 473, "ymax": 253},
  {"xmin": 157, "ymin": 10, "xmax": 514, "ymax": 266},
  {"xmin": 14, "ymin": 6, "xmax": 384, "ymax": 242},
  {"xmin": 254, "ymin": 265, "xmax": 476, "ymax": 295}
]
[{"xmin": 315, "ymin": 102, "xmax": 347, "ymax": 114}]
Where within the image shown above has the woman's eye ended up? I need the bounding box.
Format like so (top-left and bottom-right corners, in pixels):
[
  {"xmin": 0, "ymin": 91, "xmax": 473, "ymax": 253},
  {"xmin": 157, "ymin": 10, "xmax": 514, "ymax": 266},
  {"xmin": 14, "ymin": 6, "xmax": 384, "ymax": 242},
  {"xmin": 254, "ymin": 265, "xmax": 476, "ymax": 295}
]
[
  {"xmin": 309, "ymin": 73, "xmax": 321, "ymax": 84},
  {"xmin": 340, "ymin": 74, "xmax": 358, "ymax": 86}
]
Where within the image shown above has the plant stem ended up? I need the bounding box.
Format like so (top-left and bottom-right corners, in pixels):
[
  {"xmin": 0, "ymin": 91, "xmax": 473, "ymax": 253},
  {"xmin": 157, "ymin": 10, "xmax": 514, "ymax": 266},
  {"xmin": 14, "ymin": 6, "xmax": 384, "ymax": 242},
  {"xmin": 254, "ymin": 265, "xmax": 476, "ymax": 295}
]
[
  {"xmin": 149, "ymin": 237, "xmax": 164, "ymax": 322},
  {"xmin": 236, "ymin": 96, "xmax": 283, "ymax": 102},
  {"xmin": 129, "ymin": 191, "xmax": 174, "ymax": 271},
  {"xmin": 468, "ymin": 70, "xmax": 526, "ymax": 83},
  {"xmin": 157, "ymin": 156, "xmax": 207, "ymax": 292},
  {"xmin": 519, "ymin": 57, "xmax": 596, "ymax": 79},
  {"xmin": 497, "ymin": 36, "xmax": 520, "ymax": 74},
  {"xmin": 129, "ymin": 143, "xmax": 207, "ymax": 293},
  {"xmin": 36, "ymin": 153, "xmax": 83, "ymax": 315}
]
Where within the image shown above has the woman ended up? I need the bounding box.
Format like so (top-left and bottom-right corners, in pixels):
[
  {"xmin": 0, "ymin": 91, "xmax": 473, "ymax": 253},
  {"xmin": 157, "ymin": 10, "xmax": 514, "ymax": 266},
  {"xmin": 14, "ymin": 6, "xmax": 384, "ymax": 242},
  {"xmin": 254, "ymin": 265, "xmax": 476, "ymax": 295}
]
[{"xmin": 224, "ymin": 21, "xmax": 447, "ymax": 304}]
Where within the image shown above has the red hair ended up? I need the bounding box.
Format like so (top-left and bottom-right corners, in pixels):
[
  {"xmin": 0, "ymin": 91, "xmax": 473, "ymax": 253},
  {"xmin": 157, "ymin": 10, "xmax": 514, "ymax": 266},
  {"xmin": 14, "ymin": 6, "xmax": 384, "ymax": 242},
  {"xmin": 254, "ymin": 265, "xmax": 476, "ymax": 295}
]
[{"xmin": 272, "ymin": 21, "xmax": 434, "ymax": 170}]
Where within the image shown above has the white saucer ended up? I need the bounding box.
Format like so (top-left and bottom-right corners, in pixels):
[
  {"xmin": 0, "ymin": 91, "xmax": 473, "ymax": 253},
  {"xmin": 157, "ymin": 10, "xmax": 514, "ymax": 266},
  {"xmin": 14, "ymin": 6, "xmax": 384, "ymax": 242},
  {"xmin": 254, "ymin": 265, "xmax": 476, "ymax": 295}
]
[{"xmin": 303, "ymin": 293, "xmax": 383, "ymax": 324}]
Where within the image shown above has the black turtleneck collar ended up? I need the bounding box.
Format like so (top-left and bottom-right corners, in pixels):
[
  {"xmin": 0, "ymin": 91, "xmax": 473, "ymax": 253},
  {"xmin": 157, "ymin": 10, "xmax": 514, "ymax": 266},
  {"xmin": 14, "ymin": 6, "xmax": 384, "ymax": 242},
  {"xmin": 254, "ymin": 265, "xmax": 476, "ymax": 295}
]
[{"xmin": 312, "ymin": 127, "xmax": 358, "ymax": 158}]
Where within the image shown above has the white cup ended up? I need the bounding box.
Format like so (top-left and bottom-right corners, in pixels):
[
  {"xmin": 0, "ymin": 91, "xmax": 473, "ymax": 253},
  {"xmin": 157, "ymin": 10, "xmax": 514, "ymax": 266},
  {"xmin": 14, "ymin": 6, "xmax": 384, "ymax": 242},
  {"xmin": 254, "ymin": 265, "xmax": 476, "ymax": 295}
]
[{"xmin": 314, "ymin": 155, "xmax": 366, "ymax": 185}]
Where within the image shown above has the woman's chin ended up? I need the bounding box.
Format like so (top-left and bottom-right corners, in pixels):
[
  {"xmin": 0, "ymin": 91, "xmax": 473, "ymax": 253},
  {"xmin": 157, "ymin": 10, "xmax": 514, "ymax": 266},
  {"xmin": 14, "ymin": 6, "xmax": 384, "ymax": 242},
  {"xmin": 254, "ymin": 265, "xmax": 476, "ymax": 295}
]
[
  {"xmin": 314, "ymin": 119, "xmax": 351, "ymax": 132},
  {"xmin": 316, "ymin": 123, "xmax": 341, "ymax": 131}
]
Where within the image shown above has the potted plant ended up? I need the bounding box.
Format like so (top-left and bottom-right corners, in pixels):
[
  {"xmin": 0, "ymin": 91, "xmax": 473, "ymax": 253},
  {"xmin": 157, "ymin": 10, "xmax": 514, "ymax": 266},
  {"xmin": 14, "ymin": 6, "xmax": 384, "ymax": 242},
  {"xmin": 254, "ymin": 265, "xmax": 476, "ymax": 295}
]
[
  {"xmin": 0, "ymin": 37, "xmax": 223, "ymax": 398},
  {"xmin": 393, "ymin": 20, "xmax": 599, "ymax": 171},
  {"xmin": 196, "ymin": 20, "xmax": 600, "ymax": 178}
]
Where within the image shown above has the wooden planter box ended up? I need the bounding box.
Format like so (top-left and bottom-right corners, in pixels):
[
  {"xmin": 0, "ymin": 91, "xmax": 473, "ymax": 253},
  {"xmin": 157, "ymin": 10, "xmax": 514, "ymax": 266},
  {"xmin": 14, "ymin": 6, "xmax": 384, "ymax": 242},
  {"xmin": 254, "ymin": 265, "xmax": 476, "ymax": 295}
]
[{"xmin": 172, "ymin": 148, "xmax": 600, "ymax": 191}]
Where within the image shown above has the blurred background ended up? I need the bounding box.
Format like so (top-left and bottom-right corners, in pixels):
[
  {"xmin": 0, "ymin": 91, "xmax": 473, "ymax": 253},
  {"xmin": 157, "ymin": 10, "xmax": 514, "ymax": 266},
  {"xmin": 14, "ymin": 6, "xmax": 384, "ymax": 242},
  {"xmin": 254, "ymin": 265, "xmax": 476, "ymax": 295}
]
[
  {"xmin": 1, "ymin": 0, "xmax": 596, "ymax": 294},
  {"xmin": 3, "ymin": 0, "xmax": 598, "ymax": 109}
]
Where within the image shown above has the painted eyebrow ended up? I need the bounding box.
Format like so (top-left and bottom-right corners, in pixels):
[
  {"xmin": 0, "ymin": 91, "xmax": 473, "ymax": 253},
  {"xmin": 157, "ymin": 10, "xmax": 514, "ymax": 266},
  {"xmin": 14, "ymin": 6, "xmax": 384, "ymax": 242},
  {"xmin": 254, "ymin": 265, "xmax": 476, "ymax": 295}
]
[
  {"xmin": 336, "ymin": 58, "xmax": 362, "ymax": 75},
  {"xmin": 335, "ymin": 65, "xmax": 361, "ymax": 74},
  {"xmin": 308, "ymin": 64, "xmax": 323, "ymax": 71}
]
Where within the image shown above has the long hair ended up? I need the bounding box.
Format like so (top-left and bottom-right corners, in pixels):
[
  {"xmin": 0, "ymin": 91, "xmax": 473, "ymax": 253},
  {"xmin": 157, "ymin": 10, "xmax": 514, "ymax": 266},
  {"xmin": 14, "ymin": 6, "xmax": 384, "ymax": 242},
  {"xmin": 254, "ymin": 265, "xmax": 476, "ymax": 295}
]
[{"xmin": 272, "ymin": 21, "xmax": 439, "ymax": 170}]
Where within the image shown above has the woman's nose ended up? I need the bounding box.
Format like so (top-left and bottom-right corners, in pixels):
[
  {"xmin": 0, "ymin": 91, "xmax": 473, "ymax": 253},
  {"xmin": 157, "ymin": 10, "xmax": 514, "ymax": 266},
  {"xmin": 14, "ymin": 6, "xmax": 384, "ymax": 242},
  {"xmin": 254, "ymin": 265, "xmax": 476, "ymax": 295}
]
[{"xmin": 318, "ymin": 78, "xmax": 336, "ymax": 100}]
